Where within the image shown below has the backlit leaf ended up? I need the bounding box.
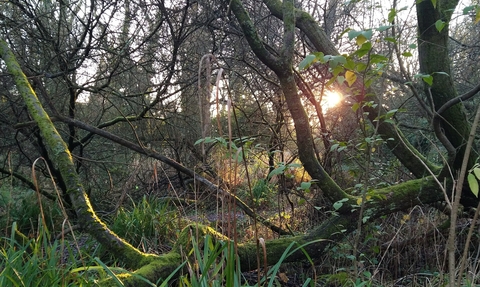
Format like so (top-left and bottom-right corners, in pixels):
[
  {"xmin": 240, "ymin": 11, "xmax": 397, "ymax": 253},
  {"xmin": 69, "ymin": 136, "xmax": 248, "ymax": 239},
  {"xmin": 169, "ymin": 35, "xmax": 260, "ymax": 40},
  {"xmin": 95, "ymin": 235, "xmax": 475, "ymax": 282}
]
[
  {"xmin": 388, "ymin": 9, "xmax": 396, "ymax": 23},
  {"xmin": 356, "ymin": 34, "xmax": 367, "ymax": 46},
  {"xmin": 336, "ymin": 75, "xmax": 345, "ymax": 84},
  {"xmin": 345, "ymin": 70, "xmax": 357, "ymax": 87},
  {"xmin": 468, "ymin": 173, "xmax": 479, "ymax": 197}
]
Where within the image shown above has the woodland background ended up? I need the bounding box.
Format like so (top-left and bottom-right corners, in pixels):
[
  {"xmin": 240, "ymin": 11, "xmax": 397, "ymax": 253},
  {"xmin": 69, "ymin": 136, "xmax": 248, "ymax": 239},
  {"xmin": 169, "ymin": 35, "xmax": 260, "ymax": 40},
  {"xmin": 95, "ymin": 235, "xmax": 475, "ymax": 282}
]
[{"xmin": 1, "ymin": 0, "xmax": 480, "ymax": 286}]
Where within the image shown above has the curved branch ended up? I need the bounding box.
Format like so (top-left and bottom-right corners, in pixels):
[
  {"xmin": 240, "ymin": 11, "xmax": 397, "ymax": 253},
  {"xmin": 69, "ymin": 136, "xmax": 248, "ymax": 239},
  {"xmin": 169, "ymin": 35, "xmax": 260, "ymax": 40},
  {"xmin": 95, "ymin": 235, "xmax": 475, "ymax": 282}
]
[
  {"xmin": 432, "ymin": 82, "xmax": 480, "ymax": 166},
  {"xmin": 53, "ymin": 115, "xmax": 291, "ymax": 236},
  {"xmin": 229, "ymin": 0, "xmax": 283, "ymax": 73},
  {"xmin": 0, "ymin": 167, "xmax": 57, "ymax": 202}
]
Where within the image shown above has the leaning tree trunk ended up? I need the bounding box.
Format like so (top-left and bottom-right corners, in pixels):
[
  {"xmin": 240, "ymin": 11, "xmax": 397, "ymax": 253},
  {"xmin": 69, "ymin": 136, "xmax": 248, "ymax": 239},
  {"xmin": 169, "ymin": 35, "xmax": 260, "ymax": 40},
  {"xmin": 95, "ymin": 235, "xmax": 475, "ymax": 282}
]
[{"xmin": 0, "ymin": 39, "xmax": 159, "ymax": 270}]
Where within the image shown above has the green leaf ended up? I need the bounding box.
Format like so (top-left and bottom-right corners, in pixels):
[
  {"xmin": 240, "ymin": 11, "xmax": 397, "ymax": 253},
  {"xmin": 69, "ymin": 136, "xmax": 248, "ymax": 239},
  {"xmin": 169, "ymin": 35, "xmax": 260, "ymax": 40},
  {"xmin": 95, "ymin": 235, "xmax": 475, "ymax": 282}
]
[
  {"xmin": 330, "ymin": 143, "xmax": 340, "ymax": 151},
  {"xmin": 355, "ymin": 42, "xmax": 372, "ymax": 58},
  {"xmin": 352, "ymin": 102, "xmax": 361, "ymax": 112},
  {"xmin": 463, "ymin": 5, "xmax": 475, "ymax": 15},
  {"xmin": 299, "ymin": 54, "xmax": 317, "ymax": 70},
  {"xmin": 422, "ymin": 75, "xmax": 433, "ymax": 86},
  {"xmin": 402, "ymin": 51, "xmax": 413, "ymax": 57},
  {"xmin": 369, "ymin": 54, "xmax": 388, "ymax": 64},
  {"xmin": 300, "ymin": 181, "xmax": 311, "ymax": 191},
  {"xmin": 415, "ymin": 73, "xmax": 434, "ymax": 86},
  {"xmin": 376, "ymin": 25, "xmax": 393, "ymax": 32},
  {"xmin": 344, "ymin": 58, "xmax": 356, "ymax": 70},
  {"xmin": 356, "ymin": 34, "xmax": 367, "ymax": 46},
  {"xmin": 356, "ymin": 62, "xmax": 367, "ymax": 72},
  {"xmin": 468, "ymin": 173, "xmax": 479, "ymax": 197},
  {"xmin": 336, "ymin": 75, "xmax": 345, "ymax": 84},
  {"xmin": 333, "ymin": 201, "xmax": 344, "ymax": 210},
  {"xmin": 363, "ymin": 30, "xmax": 373, "ymax": 40},
  {"xmin": 348, "ymin": 30, "xmax": 361, "ymax": 40},
  {"xmin": 435, "ymin": 20, "xmax": 446, "ymax": 32},
  {"xmin": 433, "ymin": 71, "xmax": 449, "ymax": 76},
  {"xmin": 474, "ymin": 167, "xmax": 480, "ymax": 180},
  {"xmin": 333, "ymin": 65, "xmax": 344, "ymax": 76},
  {"xmin": 408, "ymin": 43, "xmax": 417, "ymax": 49},
  {"xmin": 288, "ymin": 163, "xmax": 302, "ymax": 168},
  {"xmin": 384, "ymin": 37, "xmax": 397, "ymax": 43},
  {"xmin": 431, "ymin": 0, "xmax": 437, "ymax": 8},
  {"xmin": 388, "ymin": 9, "xmax": 396, "ymax": 23},
  {"xmin": 268, "ymin": 165, "xmax": 286, "ymax": 179}
]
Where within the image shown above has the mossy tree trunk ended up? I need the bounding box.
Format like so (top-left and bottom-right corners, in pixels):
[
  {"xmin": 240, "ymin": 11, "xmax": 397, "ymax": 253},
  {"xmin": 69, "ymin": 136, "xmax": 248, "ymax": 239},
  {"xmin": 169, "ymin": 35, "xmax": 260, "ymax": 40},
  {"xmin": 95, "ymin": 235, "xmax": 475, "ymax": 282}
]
[
  {"xmin": 416, "ymin": 0, "xmax": 473, "ymax": 170},
  {"xmin": 0, "ymin": 39, "xmax": 158, "ymax": 271}
]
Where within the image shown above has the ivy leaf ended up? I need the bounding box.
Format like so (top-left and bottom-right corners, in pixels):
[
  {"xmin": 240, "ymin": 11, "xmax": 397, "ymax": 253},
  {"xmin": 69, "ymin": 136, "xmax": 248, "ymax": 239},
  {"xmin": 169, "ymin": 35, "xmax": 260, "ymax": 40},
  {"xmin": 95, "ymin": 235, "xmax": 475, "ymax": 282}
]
[
  {"xmin": 468, "ymin": 173, "xmax": 479, "ymax": 197},
  {"xmin": 345, "ymin": 70, "xmax": 357, "ymax": 87},
  {"xmin": 435, "ymin": 20, "xmax": 446, "ymax": 32}
]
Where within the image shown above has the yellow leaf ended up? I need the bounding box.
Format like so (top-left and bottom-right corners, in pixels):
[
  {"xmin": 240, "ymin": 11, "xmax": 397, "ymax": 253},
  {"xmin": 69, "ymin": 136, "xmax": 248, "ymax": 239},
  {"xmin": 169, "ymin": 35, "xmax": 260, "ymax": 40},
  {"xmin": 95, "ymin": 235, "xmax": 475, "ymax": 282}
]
[
  {"xmin": 371, "ymin": 147, "xmax": 376, "ymax": 153},
  {"xmin": 476, "ymin": 9, "xmax": 480, "ymax": 24},
  {"xmin": 357, "ymin": 197, "xmax": 362, "ymax": 205},
  {"xmin": 356, "ymin": 34, "xmax": 367, "ymax": 46},
  {"xmin": 356, "ymin": 195, "xmax": 370, "ymax": 205},
  {"xmin": 345, "ymin": 70, "xmax": 357, "ymax": 87}
]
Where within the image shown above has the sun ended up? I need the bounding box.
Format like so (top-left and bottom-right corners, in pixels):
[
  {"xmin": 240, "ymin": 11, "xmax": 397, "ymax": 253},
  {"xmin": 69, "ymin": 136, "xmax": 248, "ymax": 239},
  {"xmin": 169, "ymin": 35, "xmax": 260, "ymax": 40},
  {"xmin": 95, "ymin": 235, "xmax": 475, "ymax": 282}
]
[{"xmin": 321, "ymin": 90, "xmax": 343, "ymax": 111}]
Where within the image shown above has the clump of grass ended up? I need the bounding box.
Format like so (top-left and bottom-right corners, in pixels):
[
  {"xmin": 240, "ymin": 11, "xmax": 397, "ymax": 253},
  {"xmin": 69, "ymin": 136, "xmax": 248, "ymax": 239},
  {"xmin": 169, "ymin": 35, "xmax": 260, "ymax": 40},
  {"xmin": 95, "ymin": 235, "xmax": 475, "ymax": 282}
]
[
  {"xmin": 108, "ymin": 196, "xmax": 182, "ymax": 253},
  {"xmin": 0, "ymin": 222, "xmax": 86, "ymax": 286},
  {"xmin": 0, "ymin": 186, "xmax": 61, "ymax": 235}
]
